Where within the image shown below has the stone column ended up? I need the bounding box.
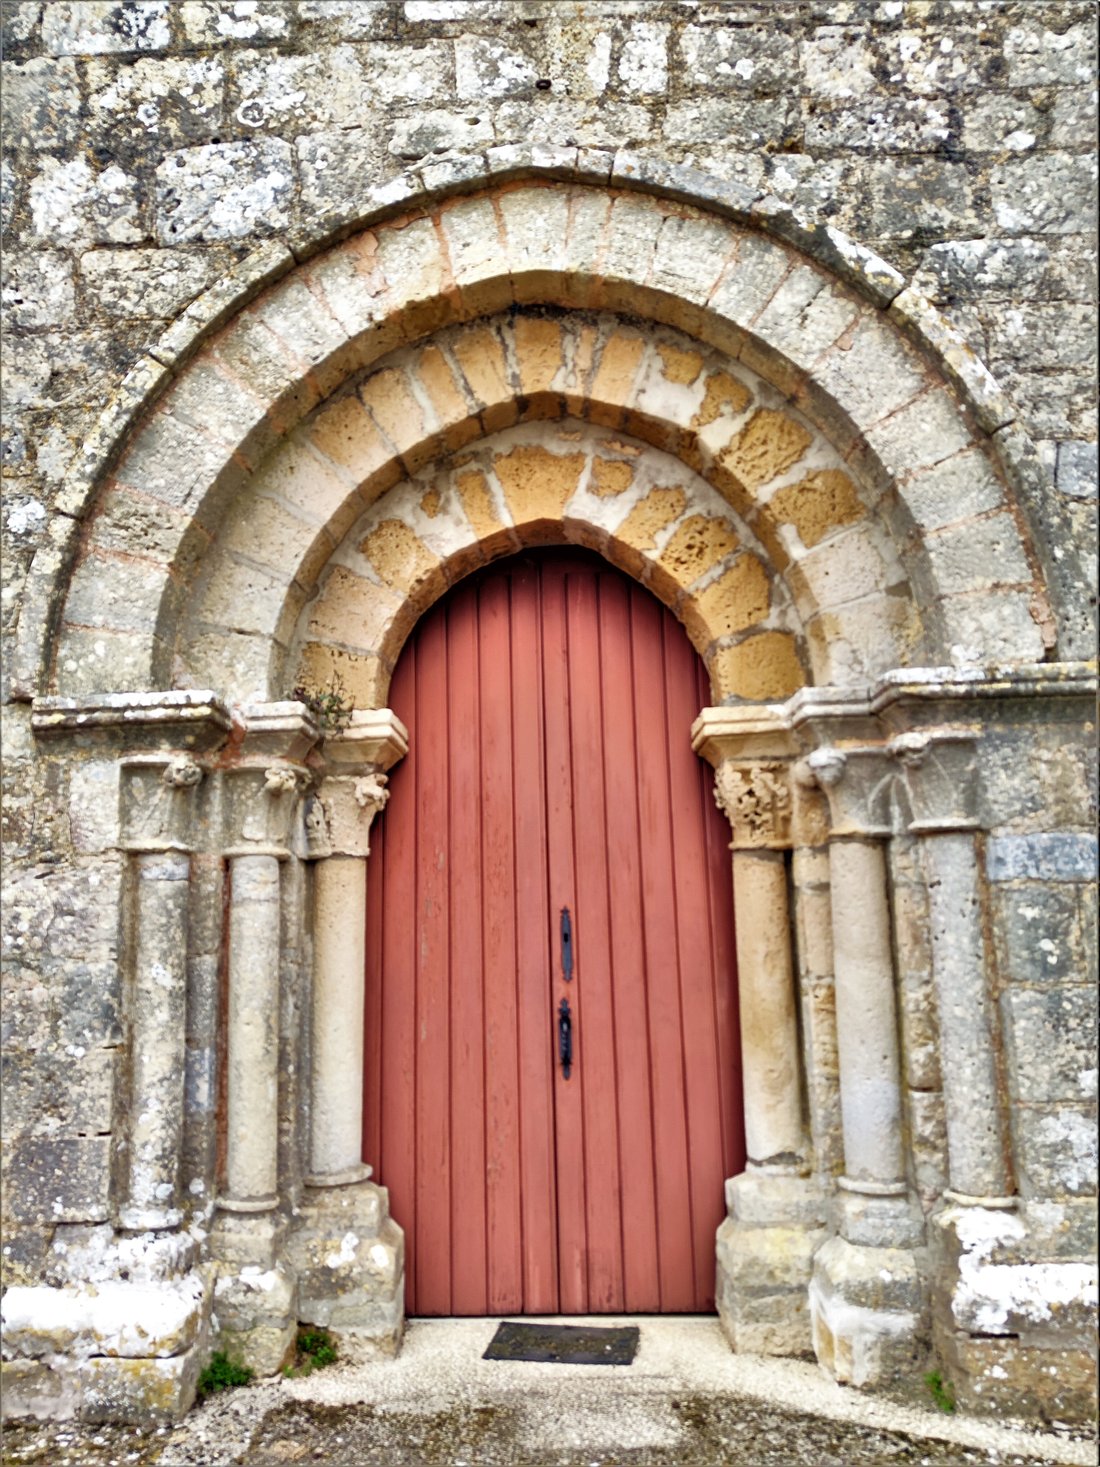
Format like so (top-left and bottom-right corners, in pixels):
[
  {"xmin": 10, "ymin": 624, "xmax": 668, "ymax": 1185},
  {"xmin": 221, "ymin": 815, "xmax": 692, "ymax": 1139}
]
[
  {"xmin": 693, "ymin": 709, "xmax": 826, "ymax": 1358},
  {"xmin": 305, "ymin": 710, "xmax": 407, "ymax": 1185},
  {"xmin": 890, "ymin": 729, "xmax": 1012, "ymax": 1206},
  {"xmin": 288, "ymin": 709, "xmax": 409, "ymax": 1355},
  {"xmin": 118, "ymin": 753, "xmax": 205, "ymax": 1232},
  {"xmin": 889, "ymin": 726, "xmax": 1018, "ymax": 1413},
  {"xmin": 716, "ymin": 760, "xmax": 805, "ymax": 1169},
  {"xmin": 211, "ymin": 704, "xmax": 317, "ymax": 1374},
  {"xmin": 804, "ymin": 743, "xmax": 923, "ymax": 1387}
]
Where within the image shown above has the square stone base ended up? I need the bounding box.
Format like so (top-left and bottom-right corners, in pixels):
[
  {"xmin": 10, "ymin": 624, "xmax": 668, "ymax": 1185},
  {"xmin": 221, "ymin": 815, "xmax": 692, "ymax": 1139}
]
[
  {"xmin": 286, "ymin": 1181, "xmax": 405, "ymax": 1354},
  {"xmin": 810, "ymin": 1235, "xmax": 925, "ymax": 1388}
]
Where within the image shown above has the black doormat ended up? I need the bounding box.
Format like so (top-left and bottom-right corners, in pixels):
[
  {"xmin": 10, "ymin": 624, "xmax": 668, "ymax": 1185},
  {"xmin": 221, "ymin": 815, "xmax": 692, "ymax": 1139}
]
[{"xmin": 482, "ymin": 1321, "xmax": 640, "ymax": 1365}]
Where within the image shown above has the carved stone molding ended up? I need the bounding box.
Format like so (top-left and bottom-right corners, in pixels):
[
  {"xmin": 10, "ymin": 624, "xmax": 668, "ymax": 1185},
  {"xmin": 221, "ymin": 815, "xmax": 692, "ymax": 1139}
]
[
  {"xmin": 714, "ymin": 761, "xmax": 793, "ymax": 850},
  {"xmin": 888, "ymin": 728, "xmax": 981, "ymax": 833},
  {"xmin": 804, "ymin": 746, "xmax": 894, "ymax": 839},
  {"xmin": 222, "ymin": 703, "xmax": 320, "ymax": 858},
  {"xmin": 308, "ymin": 709, "xmax": 407, "ymax": 860},
  {"xmin": 120, "ymin": 754, "xmax": 206, "ymax": 853},
  {"xmin": 314, "ymin": 773, "xmax": 390, "ymax": 859}
]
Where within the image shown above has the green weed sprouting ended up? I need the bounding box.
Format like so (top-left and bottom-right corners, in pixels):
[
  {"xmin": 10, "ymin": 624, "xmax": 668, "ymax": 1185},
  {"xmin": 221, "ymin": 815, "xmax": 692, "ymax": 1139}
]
[
  {"xmin": 283, "ymin": 1325, "xmax": 339, "ymax": 1379},
  {"xmin": 291, "ymin": 673, "xmax": 355, "ymax": 733},
  {"xmin": 924, "ymin": 1369, "xmax": 956, "ymax": 1414},
  {"xmin": 196, "ymin": 1351, "xmax": 253, "ymax": 1401}
]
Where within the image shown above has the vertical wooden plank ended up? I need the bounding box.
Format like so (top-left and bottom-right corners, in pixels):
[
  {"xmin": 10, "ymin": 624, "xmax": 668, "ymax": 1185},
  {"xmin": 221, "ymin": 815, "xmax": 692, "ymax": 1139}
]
[
  {"xmin": 378, "ymin": 640, "xmax": 420, "ymax": 1309},
  {"xmin": 479, "ymin": 572, "xmax": 523, "ymax": 1313},
  {"xmin": 541, "ymin": 564, "xmax": 587, "ymax": 1313},
  {"xmin": 510, "ymin": 560, "xmax": 558, "ymax": 1313},
  {"xmin": 663, "ymin": 613, "xmax": 728, "ymax": 1310},
  {"xmin": 597, "ymin": 570, "xmax": 661, "ymax": 1312},
  {"xmin": 630, "ymin": 586, "xmax": 697, "ymax": 1311},
  {"xmin": 696, "ymin": 658, "xmax": 745, "ymax": 1186},
  {"xmin": 363, "ymin": 811, "xmax": 384, "ymax": 1175},
  {"xmin": 564, "ymin": 568, "xmax": 624, "ymax": 1312},
  {"xmin": 413, "ymin": 610, "xmax": 452, "ymax": 1315},
  {"xmin": 447, "ymin": 580, "xmax": 489, "ymax": 1315}
]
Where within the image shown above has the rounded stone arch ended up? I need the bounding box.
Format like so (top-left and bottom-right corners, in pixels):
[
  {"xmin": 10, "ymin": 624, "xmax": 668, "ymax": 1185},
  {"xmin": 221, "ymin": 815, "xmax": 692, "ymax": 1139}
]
[{"xmin": 21, "ymin": 162, "xmax": 1062, "ymax": 705}]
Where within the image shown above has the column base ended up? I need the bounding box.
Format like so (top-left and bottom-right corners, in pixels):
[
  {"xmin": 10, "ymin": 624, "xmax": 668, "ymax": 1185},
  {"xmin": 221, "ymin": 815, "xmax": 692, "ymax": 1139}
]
[
  {"xmin": 809, "ymin": 1234, "xmax": 925, "ymax": 1389},
  {"xmin": 285, "ymin": 1180, "xmax": 405, "ymax": 1356},
  {"xmin": 928, "ymin": 1203, "xmax": 1099, "ymax": 1425},
  {"xmin": 837, "ymin": 1183, "xmax": 925, "ymax": 1249},
  {"xmin": 209, "ymin": 1206, "xmax": 286, "ymax": 1270},
  {"xmin": 212, "ymin": 1261, "xmax": 298, "ymax": 1377},
  {"xmin": 715, "ymin": 1171, "xmax": 827, "ymax": 1357}
]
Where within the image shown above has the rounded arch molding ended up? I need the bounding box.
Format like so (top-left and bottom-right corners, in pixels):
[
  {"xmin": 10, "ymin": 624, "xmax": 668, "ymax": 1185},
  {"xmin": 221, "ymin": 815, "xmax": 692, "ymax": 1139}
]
[{"xmin": 15, "ymin": 153, "xmax": 1074, "ymax": 705}]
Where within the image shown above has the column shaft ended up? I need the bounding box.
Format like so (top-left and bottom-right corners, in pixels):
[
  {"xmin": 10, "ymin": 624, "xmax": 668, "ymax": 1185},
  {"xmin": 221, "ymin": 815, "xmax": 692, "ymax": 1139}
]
[
  {"xmin": 733, "ymin": 848, "xmax": 803, "ymax": 1166},
  {"xmin": 923, "ymin": 831, "xmax": 1010, "ymax": 1199},
  {"xmin": 310, "ymin": 855, "xmax": 367, "ymax": 1180},
  {"xmin": 225, "ymin": 854, "xmax": 282, "ymax": 1207},
  {"xmin": 829, "ymin": 837, "xmax": 905, "ymax": 1188},
  {"xmin": 121, "ymin": 850, "xmax": 190, "ymax": 1229}
]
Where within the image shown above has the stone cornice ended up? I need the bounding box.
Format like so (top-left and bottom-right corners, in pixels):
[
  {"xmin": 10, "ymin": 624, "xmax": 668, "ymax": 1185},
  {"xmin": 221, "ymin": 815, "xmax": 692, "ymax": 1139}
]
[{"xmin": 31, "ymin": 690, "xmax": 232, "ymax": 751}]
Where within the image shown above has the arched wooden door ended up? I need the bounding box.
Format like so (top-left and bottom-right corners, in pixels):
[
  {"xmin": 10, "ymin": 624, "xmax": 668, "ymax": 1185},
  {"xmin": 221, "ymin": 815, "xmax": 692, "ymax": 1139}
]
[{"xmin": 363, "ymin": 549, "xmax": 744, "ymax": 1316}]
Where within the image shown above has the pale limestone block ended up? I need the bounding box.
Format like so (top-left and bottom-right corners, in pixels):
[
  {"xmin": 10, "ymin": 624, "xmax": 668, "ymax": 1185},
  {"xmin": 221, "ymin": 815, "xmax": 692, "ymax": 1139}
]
[
  {"xmin": 751, "ymin": 268, "xmax": 862, "ymax": 371},
  {"xmin": 788, "ymin": 525, "xmax": 887, "ymax": 610},
  {"xmin": 863, "ymin": 388, "xmax": 976, "ymax": 480},
  {"xmin": 902, "ymin": 447, "xmax": 1006, "ymax": 532},
  {"xmin": 649, "ymin": 213, "xmax": 734, "ymax": 305},
  {"xmin": 68, "ymin": 761, "xmax": 121, "ymax": 854},
  {"xmin": 155, "ymin": 140, "xmax": 294, "ymax": 246},
  {"xmin": 249, "ymin": 277, "xmax": 351, "ymax": 399},
  {"xmin": 938, "ymin": 591, "xmax": 1047, "ymax": 667},
  {"xmin": 925, "ymin": 513, "xmax": 1034, "ymax": 595},
  {"xmin": 183, "ymin": 631, "xmax": 276, "ymax": 705},
  {"xmin": 599, "ymin": 194, "xmax": 668, "ymax": 291},
  {"xmin": 809, "ymin": 316, "xmax": 929, "ymax": 432},
  {"xmin": 194, "ymin": 556, "xmax": 288, "ymax": 641}
]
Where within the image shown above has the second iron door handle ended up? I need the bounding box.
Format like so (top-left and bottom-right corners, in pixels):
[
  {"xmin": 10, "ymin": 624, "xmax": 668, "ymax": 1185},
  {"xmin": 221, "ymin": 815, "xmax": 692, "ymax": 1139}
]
[{"xmin": 558, "ymin": 996, "xmax": 572, "ymax": 1079}]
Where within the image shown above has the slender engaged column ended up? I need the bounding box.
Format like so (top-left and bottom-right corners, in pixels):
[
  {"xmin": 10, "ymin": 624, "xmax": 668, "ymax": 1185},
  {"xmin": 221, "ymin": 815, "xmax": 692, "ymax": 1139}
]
[
  {"xmin": 807, "ymin": 747, "xmax": 908, "ymax": 1209},
  {"xmin": 216, "ymin": 704, "xmax": 318, "ymax": 1230},
  {"xmin": 891, "ymin": 730, "xmax": 1012, "ymax": 1206},
  {"xmin": 310, "ymin": 855, "xmax": 368, "ymax": 1181},
  {"xmin": 715, "ymin": 761, "xmax": 805, "ymax": 1169},
  {"xmin": 224, "ymin": 853, "xmax": 282, "ymax": 1209},
  {"xmin": 304, "ymin": 710, "xmax": 406, "ymax": 1187},
  {"xmin": 119, "ymin": 753, "xmax": 204, "ymax": 1231}
]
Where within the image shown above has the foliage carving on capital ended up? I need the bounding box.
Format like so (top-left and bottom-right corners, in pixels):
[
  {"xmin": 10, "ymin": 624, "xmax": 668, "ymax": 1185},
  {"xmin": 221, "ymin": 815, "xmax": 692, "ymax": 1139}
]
[
  {"xmin": 316, "ymin": 771, "xmax": 390, "ymax": 858},
  {"xmin": 713, "ymin": 762, "xmax": 792, "ymax": 850},
  {"xmin": 354, "ymin": 773, "xmax": 389, "ymax": 815}
]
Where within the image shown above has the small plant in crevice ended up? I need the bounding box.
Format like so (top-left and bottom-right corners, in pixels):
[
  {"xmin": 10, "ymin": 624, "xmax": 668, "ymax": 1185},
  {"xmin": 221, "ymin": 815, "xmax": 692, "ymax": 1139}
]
[
  {"xmin": 283, "ymin": 1325, "xmax": 339, "ymax": 1379},
  {"xmin": 924, "ymin": 1368, "xmax": 956, "ymax": 1414},
  {"xmin": 291, "ymin": 672, "xmax": 355, "ymax": 733},
  {"xmin": 196, "ymin": 1351, "xmax": 253, "ymax": 1402}
]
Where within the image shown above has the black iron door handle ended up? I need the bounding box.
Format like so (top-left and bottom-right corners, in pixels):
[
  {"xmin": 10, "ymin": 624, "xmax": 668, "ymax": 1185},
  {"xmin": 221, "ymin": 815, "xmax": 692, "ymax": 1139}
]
[
  {"xmin": 560, "ymin": 907, "xmax": 573, "ymax": 981},
  {"xmin": 558, "ymin": 997, "xmax": 572, "ymax": 1079}
]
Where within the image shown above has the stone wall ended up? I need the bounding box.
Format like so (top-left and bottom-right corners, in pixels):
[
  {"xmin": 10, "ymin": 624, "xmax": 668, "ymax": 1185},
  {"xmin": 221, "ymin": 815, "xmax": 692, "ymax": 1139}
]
[{"xmin": 1, "ymin": 0, "xmax": 1096, "ymax": 1432}]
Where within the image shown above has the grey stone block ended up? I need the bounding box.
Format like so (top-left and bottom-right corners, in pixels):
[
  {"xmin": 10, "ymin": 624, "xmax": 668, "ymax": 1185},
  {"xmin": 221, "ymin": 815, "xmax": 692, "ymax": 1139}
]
[
  {"xmin": 993, "ymin": 883, "xmax": 1094, "ymax": 987},
  {"xmin": 987, "ymin": 833, "xmax": 1098, "ymax": 883},
  {"xmin": 1002, "ymin": 988, "xmax": 1098, "ymax": 1105},
  {"xmin": 1057, "ymin": 441, "xmax": 1098, "ymax": 501},
  {"xmin": 1014, "ymin": 1105, "xmax": 1098, "ymax": 1198},
  {"xmin": 3, "ymin": 1137, "xmax": 112, "ymax": 1224}
]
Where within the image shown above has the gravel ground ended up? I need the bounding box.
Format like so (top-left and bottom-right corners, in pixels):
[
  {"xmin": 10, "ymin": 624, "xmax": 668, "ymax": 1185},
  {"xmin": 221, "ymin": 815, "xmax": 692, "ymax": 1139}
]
[{"xmin": 4, "ymin": 1318, "xmax": 1096, "ymax": 1467}]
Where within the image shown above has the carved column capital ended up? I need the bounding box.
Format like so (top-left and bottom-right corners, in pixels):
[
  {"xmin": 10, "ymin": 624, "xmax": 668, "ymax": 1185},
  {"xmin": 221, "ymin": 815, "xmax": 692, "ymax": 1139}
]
[
  {"xmin": 120, "ymin": 753, "xmax": 207, "ymax": 853},
  {"xmin": 888, "ymin": 727, "xmax": 980, "ymax": 832},
  {"xmin": 312, "ymin": 773, "xmax": 390, "ymax": 859},
  {"xmin": 222, "ymin": 704, "xmax": 320, "ymax": 859},
  {"xmin": 804, "ymin": 745, "xmax": 894, "ymax": 838},
  {"xmin": 714, "ymin": 761, "xmax": 793, "ymax": 850}
]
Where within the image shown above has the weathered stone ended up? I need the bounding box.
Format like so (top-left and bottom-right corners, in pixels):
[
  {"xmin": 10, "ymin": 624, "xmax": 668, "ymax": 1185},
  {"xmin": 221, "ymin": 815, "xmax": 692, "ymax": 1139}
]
[
  {"xmin": 41, "ymin": 2, "xmax": 173, "ymax": 57},
  {"xmin": 155, "ymin": 140, "xmax": 295, "ymax": 245},
  {"xmin": 1014, "ymin": 1106, "xmax": 1098, "ymax": 1199}
]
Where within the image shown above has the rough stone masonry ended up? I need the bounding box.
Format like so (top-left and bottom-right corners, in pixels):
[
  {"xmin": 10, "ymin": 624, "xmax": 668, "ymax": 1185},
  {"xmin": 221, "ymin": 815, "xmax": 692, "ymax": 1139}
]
[{"xmin": 0, "ymin": 0, "xmax": 1096, "ymax": 1433}]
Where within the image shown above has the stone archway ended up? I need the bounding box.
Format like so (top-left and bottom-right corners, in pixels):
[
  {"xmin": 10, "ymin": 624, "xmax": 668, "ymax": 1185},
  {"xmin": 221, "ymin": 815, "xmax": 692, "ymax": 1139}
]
[{"xmin": 11, "ymin": 164, "xmax": 1084, "ymax": 1423}]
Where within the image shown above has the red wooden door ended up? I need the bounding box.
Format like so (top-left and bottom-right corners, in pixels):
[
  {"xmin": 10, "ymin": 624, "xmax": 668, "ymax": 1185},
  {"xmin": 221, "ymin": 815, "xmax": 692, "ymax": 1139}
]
[{"xmin": 363, "ymin": 550, "xmax": 743, "ymax": 1315}]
